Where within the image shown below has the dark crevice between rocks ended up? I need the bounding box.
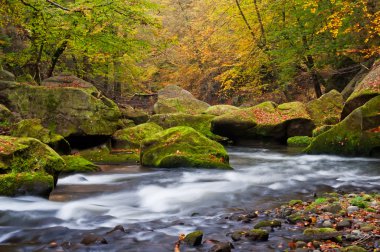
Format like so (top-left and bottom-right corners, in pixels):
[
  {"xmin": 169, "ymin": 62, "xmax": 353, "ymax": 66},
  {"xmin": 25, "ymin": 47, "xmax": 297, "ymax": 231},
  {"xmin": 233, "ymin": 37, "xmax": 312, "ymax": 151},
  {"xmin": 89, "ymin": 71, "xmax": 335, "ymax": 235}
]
[
  {"xmin": 65, "ymin": 135, "xmax": 110, "ymax": 151},
  {"xmin": 341, "ymin": 94, "xmax": 378, "ymax": 120}
]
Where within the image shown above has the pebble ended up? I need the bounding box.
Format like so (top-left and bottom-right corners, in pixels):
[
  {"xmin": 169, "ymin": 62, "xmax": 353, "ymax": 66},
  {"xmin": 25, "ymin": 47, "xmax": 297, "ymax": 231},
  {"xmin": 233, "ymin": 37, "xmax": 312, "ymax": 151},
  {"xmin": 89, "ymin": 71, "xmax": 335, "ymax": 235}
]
[
  {"xmin": 347, "ymin": 206, "xmax": 359, "ymax": 214},
  {"xmin": 322, "ymin": 220, "xmax": 333, "ymax": 228},
  {"xmin": 371, "ymin": 201, "xmax": 378, "ymax": 207}
]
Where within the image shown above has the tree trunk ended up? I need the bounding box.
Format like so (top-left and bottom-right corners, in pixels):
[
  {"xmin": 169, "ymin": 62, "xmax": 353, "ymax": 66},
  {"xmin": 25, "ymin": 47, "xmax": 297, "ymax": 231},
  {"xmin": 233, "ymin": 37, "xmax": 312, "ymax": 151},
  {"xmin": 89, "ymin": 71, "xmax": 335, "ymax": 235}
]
[
  {"xmin": 47, "ymin": 40, "xmax": 68, "ymax": 77},
  {"xmin": 34, "ymin": 43, "xmax": 44, "ymax": 84},
  {"xmin": 253, "ymin": 0, "xmax": 266, "ymax": 47},
  {"xmin": 235, "ymin": 0, "xmax": 255, "ymax": 40}
]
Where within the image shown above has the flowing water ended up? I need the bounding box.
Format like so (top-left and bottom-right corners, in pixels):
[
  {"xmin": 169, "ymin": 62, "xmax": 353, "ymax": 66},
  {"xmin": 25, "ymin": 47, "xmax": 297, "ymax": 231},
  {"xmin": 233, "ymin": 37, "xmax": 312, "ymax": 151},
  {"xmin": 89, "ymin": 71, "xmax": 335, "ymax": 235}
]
[{"xmin": 0, "ymin": 146, "xmax": 379, "ymax": 251}]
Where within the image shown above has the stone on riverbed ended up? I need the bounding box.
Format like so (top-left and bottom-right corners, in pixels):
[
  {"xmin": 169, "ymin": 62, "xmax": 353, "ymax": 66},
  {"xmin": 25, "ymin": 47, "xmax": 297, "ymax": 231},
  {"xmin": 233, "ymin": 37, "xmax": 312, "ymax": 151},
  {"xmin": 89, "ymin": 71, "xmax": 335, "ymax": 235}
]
[
  {"xmin": 61, "ymin": 155, "xmax": 100, "ymax": 173},
  {"xmin": 140, "ymin": 126, "xmax": 231, "ymax": 169},
  {"xmin": 184, "ymin": 230, "xmax": 203, "ymax": 246}
]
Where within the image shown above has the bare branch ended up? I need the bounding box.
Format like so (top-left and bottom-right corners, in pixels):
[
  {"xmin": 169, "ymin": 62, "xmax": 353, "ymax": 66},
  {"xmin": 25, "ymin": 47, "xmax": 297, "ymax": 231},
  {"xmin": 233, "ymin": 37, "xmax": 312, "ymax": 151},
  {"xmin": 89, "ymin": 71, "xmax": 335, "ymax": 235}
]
[
  {"xmin": 19, "ymin": 0, "xmax": 38, "ymax": 11},
  {"xmin": 45, "ymin": 0, "xmax": 70, "ymax": 11}
]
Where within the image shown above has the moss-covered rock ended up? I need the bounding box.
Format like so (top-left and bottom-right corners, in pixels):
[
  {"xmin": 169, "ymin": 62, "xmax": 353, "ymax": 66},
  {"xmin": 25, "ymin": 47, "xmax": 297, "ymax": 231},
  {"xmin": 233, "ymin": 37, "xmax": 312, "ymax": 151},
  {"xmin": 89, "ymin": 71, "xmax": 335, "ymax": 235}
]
[
  {"xmin": 212, "ymin": 101, "xmax": 314, "ymax": 140},
  {"xmin": 287, "ymin": 136, "xmax": 313, "ymax": 147},
  {"xmin": 204, "ymin": 105, "xmax": 239, "ymax": 116},
  {"xmin": 306, "ymin": 90, "xmax": 344, "ymax": 126},
  {"xmin": 0, "ymin": 136, "xmax": 65, "ymax": 197},
  {"xmin": 153, "ymin": 85, "xmax": 209, "ymax": 114},
  {"xmin": 140, "ymin": 126, "xmax": 231, "ymax": 169},
  {"xmin": 148, "ymin": 113, "xmax": 223, "ymax": 140},
  {"xmin": 0, "ymin": 172, "xmax": 54, "ymax": 197},
  {"xmin": 112, "ymin": 123, "xmax": 163, "ymax": 149},
  {"xmin": 305, "ymin": 95, "xmax": 380, "ymax": 156},
  {"xmin": 341, "ymin": 246, "xmax": 367, "ymax": 252},
  {"xmin": 0, "ymin": 81, "xmax": 122, "ymax": 137},
  {"xmin": 62, "ymin": 155, "xmax": 100, "ymax": 173},
  {"xmin": 184, "ymin": 230, "xmax": 203, "ymax": 246},
  {"xmin": 342, "ymin": 62, "xmax": 380, "ymax": 119},
  {"xmin": 79, "ymin": 145, "xmax": 139, "ymax": 164},
  {"xmin": 247, "ymin": 229, "xmax": 269, "ymax": 241},
  {"xmin": 0, "ymin": 104, "xmax": 12, "ymax": 121},
  {"xmin": 254, "ymin": 220, "xmax": 282, "ymax": 229},
  {"xmin": 41, "ymin": 75, "xmax": 97, "ymax": 91},
  {"xmin": 120, "ymin": 105, "xmax": 149, "ymax": 125},
  {"xmin": 303, "ymin": 228, "xmax": 341, "ymax": 241},
  {"xmin": 312, "ymin": 125, "xmax": 334, "ymax": 137},
  {"xmin": 11, "ymin": 119, "xmax": 70, "ymax": 154}
]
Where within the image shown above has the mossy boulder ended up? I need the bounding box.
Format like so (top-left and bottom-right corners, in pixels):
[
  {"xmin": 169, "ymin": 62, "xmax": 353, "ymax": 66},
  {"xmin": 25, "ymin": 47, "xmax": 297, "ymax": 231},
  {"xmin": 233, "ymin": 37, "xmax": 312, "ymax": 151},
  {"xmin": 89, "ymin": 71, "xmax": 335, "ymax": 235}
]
[
  {"xmin": 79, "ymin": 145, "xmax": 139, "ymax": 164},
  {"xmin": 0, "ymin": 81, "xmax": 122, "ymax": 137},
  {"xmin": 287, "ymin": 136, "xmax": 313, "ymax": 147},
  {"xmin": 153, "ymin": 85, "xmax": 210, "ymax": 114},
  {"xmin": 211, "ymin": 101, "xmax": 314, "ymax": 140},
  {"xmin": 0, "ymin": 104, "xmax": 12, "ymax": 121},
  {"xmin": 306, "ymin": 90, "xmax": 344, "ymax": 126},
  {"xmin": 342, "ymin": 62, "xmax": 380, "ymax": 119},
  {"xmin": 120, "ymin": 105, "xmax": 149, "ymax": 125},
  {"xmin": 302, "ymin": 228, "xmax": 341, "ymax": 241},
  {"xmin": 112, "ymin": 123, "xmax": 163, "ymax": 149},
  {"xmin": 0, "ymin": 136, "xmax": 65, "ymax": 197},
  {"xmin": 312, "ymin": 125, "xmax": 334, "ymax": 137},
  {"xmin": 140, "ymin": 126, "xmax": 231, "ymax": 169},
  {"xmin": 11, "ymin": 119, "xmax": 70, "ymax": 154},
  {"xmin": 148, "ymin": 113, "xmax": 223, "ymax": 140},
  {"xmin": 247, "ymin": 229, "xmax": 269, "ymax": 241},
  {"xmin": 204, "ymin": 105, "xmax": 239, "ymax": 116},
  {"xmin": 305, "ymin": 95, "xmax": 380, "ymax": 156},
  {"xmin": 62, "ymin": 155, "xmax": 100, "ymax": 173},
  {"xmin": 254, "ymin": 220, "xmax": 282, "ymax": 229},
  {"xmin": 184, "ymin": 230, "xmax": 203, "ymax": 246},
  {"xmin": 341, "ymin": 246, "xmax": 367, "ymax": 252}
]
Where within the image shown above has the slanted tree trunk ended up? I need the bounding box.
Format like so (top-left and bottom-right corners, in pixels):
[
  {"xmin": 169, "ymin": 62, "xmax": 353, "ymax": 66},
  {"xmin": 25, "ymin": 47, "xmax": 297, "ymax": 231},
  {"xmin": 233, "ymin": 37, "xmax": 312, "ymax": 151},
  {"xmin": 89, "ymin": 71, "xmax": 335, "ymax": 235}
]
[
  {"xmin": 47, "ymin": 40, "xmax": 68, "ymax": 77},
  {"xmin": 34, "ymin": 43, "xmax": 44, "ymax": 84}
]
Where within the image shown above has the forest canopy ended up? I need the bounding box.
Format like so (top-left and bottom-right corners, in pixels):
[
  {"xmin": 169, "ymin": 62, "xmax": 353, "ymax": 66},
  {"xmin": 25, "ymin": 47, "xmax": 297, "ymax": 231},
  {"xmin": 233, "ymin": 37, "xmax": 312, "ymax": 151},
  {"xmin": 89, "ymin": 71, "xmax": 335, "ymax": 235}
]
[{"xmin": 1, "ymin": 0, "xmax": 379, "ymax": 101}]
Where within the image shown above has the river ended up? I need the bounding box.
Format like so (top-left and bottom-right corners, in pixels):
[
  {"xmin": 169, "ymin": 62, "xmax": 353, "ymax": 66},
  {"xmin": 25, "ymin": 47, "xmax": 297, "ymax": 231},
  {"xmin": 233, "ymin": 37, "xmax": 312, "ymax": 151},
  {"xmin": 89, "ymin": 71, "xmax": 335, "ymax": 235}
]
[{"xmin": 0, "ymin": 145, "xmax": 379, "ymax": 251}]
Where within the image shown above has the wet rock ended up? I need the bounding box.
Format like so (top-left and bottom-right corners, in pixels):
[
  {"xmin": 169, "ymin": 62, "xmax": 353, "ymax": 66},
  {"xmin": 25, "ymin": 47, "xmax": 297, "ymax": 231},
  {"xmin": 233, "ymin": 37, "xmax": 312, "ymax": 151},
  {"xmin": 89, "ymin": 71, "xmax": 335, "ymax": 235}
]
[
  {"xmin": 154, "ymin": 85, "xmax": 210, "ymax": 114},
  {"xmin": 347, "ymin": 206, "xmax": 359, "ymax": 214},
  {"xmin": 322, "ymin": 220, "xmax": 333, "ymax": 228},
  {"xmin": 302, "ymin": 228, "xmax": 341, "ymax": 242},
  {"xmin": 140, "ymin": 126, "xmax": 231, "ymax": 169},
  {"xmin": 246, "ymin": 229, "xmax": 269, "ymax": 241},
  {"xmin": 322, "ymin": 203, "xmax": 342, "ymax": 214},
  {"xmin": 254, "ymin": 219, "xmax": 281, "ymax": 229},
  {"xmin": 120, "ymin": 105, "xmax": 149, "ymax": 125},
  {"xmin": 296, "ymin": 241, "xmax": 307, "ymax": 248},
  {"xmin": 336, "ymin": 219, "xmax": 352, "ymax": 230},
  {"xmin": 184, "ymin": 230, "xmax": 203, "ymax": 246},
  {"xmin": 80, "ymin": 233, "xmax": 108, "ymax": 245},
  {"xmin": 62, "ymin": 155, "xmax": 100, "ymax": 173},
  {"xmin": 204, "ymin": 105, "xmax": 239, "ymax": 116},
  {"xmin": 106, "ymin": 225, "xmax": 125, "ymax": 235},
  {"xmin": 287, "ymin": 213, "xmax": 309, "ymax": 224},
  {"xmin": 208, "ymin": 242, "xmax": 233, "ymax": 252},
  {"xmin": 360, "ymin": 224, "xmax": 376, "ymax": 232},
  {"xmin": 231, "ymin": 230, "xmax": 244, "ymax": 241}
]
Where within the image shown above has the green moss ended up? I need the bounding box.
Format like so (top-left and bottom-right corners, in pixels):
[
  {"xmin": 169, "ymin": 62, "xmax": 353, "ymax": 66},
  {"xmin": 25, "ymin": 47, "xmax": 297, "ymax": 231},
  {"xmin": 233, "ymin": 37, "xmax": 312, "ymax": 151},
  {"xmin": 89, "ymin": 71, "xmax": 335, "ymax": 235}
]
[
  {"xmin": 341, "ymin": 245, "xmax": 367, "ymax": 252},
  {"xmin": 62, "ymin": 155, "xmax": 100, "ymax": 173},
  {"xmin": 140, "ymin": 126, "xmax": 231, "ymax": 169},
  {"xmin": 149, "ymin": 113, "xmax": 223, "ymax": 140},
  {"xmin": 303, "ymin": 228, "xmax": 337, "ymax": 236},
  {"xmin": 248, "ymin": 229, "xmax": 269, "ymax": 241},
  {"xmin": 79, "ymin": 145, "xmax": 139, "ymax": 164},
  {"xmin": 204, "ymin": 105, "xmax": 240, "ymax": 116},
  {"xmin": 289, "ymin": 200, "xmax": 303, "ymax": 206},
  {"xmin": 305, "ymin": 95, "xmax": 380, "ymax": 156},
  {"xmin": 254, "ymin": 220, "xmax": 281, "ymax": 229},
  {"xmin": 306, "ymin": 90, "xmax": 344, "ymax": 126},
  {"xmin": 154, "ymin": 97, "xmax": 209, "ymax": 114},
  {"xmin": 287, "ymin": 136, "xmax": 313, "ymax": 147},
  {"xmin": 112, "ymin": 123, "xmax": 163, "ymax": 149},
  {"xmin": 0, "ymin": 172, "xmax": 54, "ymax": 197},
  {"xmin": 184, "ymin": 230, "xmax": 203, "ymax": 246},
  {"xmin": 350, "ymin": 196, "xmax": 368, "ymax": 208},
  {"xmin": 0, "ymin": 82, "xmax": 122, "ymax": 137},
  {"xmin": 315, "ymin": 197, "xmax": 328, "ymax": 204}
]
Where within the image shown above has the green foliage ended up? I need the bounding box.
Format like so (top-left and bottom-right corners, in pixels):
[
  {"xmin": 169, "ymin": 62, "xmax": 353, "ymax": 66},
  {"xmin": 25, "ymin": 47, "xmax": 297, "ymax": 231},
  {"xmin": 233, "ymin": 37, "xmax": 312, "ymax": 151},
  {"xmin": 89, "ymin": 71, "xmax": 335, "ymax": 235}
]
[
  {"xmin": 350, "ymin": 196, "xmax": 368, "ymax": 209},
  {"xmin": 315, "ymin": 198, "xmax": 328, "ymax": 204}
]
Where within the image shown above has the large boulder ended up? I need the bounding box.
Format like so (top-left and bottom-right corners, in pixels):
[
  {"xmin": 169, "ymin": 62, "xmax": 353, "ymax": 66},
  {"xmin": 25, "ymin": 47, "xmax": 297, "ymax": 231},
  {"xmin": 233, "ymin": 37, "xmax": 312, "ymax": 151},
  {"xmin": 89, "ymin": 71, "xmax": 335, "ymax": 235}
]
[
  {"xmin": 41, "ymin": 74, "xmax": 96, "ymax": 90},
  {"xmin": 153, "ymin": 85, "xmax": 210, "ymax": 114},
  {"xmin": 148, "ymin": 113, "xmax": 222, "ymax": 140},
  {"xmin": 61, "ymin": 155, "xmax": 100, "ymax": 173},
  {"xmin": 140, "ymin": 126, "xmax": 231, "ymax": 169},
  {"xmin": 79, "ymin": 145, "xmax": 140, "ymax": 164},
  {"xmin": 305, "ymin": 95, "xmax": 380, "ymax": 156},
  {"xmin": 342, "ymin": 62, "xmax": 380, "ymax": 119},
  {"xmin": 0, "ymin": 81, "xmax": 122, "ymax": 137},
  {"xmin": 0, "ymin": 136, "xmax": 65, "ymax": 197},
  {"xmin": 204, "ymin": 105, "xmax": 240, "ymax": 116},
  {"xmin": 306, "ymin": 90, "xmax": 344, "ymax": 126},
  {"xmin": 120, "ymin": 105, "xmax": 149, "ymax": 125},
  {"xmin": 0, "ymin": 69, "xmax": 15, "ymax": 81},
  {"xmin": 211, "ymin": 101, "xmax": 314, "ymax": 140},
  {"xmin": 112, "ymin": 122, "xmax": 163, "ymax": 149},
  {"xmin": 11, "ymin": 119, "xmax": 70, "ymax": 154}
]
